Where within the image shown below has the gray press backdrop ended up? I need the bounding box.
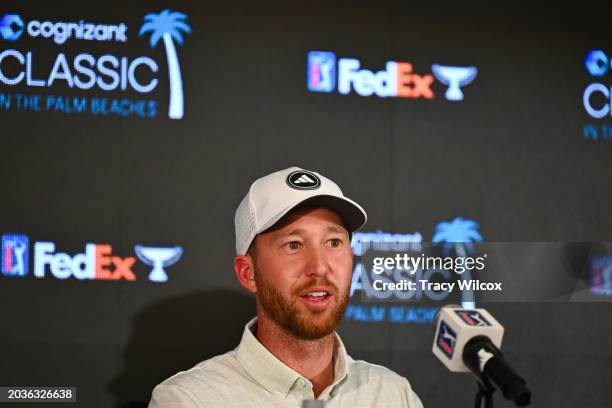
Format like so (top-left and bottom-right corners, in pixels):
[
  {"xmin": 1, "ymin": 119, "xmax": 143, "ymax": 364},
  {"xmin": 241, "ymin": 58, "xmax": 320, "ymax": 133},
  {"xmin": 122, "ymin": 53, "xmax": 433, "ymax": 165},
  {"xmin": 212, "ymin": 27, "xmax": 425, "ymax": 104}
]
[{"xmin": 1, "ymin": 1, "xmax": 611, "ymax": 407}]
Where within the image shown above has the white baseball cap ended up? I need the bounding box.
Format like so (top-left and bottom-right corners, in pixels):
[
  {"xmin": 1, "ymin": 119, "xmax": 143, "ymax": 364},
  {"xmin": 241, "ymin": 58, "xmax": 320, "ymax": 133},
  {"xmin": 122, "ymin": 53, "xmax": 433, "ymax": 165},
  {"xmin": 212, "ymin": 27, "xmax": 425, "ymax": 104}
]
[{"xmin": 234, "ymin": 167, "xmax": 367, "ymax": 255}]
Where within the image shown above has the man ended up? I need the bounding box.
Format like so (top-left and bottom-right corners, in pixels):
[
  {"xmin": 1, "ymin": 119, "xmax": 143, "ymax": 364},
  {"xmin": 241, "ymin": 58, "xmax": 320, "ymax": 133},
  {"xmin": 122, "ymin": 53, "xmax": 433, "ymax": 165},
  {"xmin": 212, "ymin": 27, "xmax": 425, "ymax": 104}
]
[{"xmin": 149, "ymin": 167, "xmax": 423, "ymax": 407}]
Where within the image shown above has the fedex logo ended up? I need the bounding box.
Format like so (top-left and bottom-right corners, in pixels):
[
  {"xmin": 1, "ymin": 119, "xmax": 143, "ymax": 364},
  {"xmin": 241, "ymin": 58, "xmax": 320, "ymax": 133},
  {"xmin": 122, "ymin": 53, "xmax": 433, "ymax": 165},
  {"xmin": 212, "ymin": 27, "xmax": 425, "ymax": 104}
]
[
  {"xmin": 338, "ymin": 59, "xmax": 434, "ymax": 98},
  {"xmin": 307, "ymin": 51, "xmax": 477, "ymax": 101},
  {"xmin": 33, "ymin": 242, "xmax": 135, "ymax": 281}
]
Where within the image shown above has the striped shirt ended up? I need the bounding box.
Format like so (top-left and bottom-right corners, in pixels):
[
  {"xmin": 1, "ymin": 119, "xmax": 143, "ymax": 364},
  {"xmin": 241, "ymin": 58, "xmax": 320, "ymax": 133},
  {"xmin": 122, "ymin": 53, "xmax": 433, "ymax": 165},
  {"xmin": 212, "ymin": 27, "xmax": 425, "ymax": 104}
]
[{"xmin": 149, "ymin": 318, "xmax": 423, "ymax": 408}]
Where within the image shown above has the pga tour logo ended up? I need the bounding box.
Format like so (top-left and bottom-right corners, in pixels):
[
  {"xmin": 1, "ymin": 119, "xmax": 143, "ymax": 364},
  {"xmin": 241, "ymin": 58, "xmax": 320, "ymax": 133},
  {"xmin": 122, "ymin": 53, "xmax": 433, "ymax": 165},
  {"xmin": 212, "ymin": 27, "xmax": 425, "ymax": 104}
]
[
  {"xmin": 2, "ymin": 233, "xmax": 29, "ymax": 277},
  {"xmin": 307, "ymin": 50, "xmax": 477, "ymax": 101},
  {"xmin": 0, "ymin": 9, "xmax": 190, "ymax": 119},
  {"xmin": 591, "ymin": 256, "xmax": 612, "ymax": 296},
  {"xmin": 436, "ymin": 321, "xmax": 457, "ymax": 359},
  {"xmin": 454, "ymin": 310, "xmax": 491, "ymax": 326}
]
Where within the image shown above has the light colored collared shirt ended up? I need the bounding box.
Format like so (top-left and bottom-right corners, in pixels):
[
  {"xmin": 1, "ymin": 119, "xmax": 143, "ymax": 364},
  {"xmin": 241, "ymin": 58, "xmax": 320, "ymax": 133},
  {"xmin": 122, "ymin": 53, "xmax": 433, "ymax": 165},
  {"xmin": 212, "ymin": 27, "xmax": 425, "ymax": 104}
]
[{"xmin": 149, "ymin": 318, "xmax": 423, "ymax": 408}]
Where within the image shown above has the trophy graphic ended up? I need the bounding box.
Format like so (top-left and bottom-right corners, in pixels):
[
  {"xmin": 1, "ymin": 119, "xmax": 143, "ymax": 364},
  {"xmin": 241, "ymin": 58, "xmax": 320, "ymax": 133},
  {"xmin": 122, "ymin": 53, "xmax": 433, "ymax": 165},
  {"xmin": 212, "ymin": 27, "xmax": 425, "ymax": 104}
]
[
  {"xmin": 431, "ymin": 65, "xmax": 478, "ymax": 101},
  {"xmin": 134, "ymin": 245, "xmax": 183, "ymax": 282}
]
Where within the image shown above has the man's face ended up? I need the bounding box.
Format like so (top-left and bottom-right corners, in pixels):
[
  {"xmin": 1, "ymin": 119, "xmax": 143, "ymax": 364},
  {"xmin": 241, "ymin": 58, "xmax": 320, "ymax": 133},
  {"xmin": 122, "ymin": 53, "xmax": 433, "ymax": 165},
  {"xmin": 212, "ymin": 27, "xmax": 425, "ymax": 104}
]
[{"xmin": 251, "ymin": 207, "xmax": 353, "ymax": 340}]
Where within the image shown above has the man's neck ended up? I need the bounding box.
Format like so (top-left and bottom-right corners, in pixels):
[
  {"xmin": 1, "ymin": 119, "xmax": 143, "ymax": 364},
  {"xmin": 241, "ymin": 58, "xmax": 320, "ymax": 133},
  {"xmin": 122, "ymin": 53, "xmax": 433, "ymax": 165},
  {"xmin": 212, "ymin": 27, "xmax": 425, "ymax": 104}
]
[{"xmin": 255, "ymin": 314, "xmax": 336, "ymax": 398}]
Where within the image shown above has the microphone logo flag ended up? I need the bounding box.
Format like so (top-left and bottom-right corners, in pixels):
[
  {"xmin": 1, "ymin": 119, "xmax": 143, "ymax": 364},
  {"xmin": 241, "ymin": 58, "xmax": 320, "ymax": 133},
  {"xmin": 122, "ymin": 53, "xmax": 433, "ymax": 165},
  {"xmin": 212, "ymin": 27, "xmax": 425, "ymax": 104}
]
[
  {"xmin": 432, "ymin": 306, "xmax": 503, "ymax": 372},
  {"xmin": 454, "ymin": 310, "xmax": 491, "ymax": 326},
  {"xmin": 436, "ymin": 320, "xmax": 457, "ymax": 359}
]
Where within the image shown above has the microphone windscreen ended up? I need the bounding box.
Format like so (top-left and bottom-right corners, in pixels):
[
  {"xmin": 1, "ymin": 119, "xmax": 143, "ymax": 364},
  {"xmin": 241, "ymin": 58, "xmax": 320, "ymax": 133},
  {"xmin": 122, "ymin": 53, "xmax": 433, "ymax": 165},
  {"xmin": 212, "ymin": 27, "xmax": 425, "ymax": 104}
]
[{"xmin": 302, "ymin": 400, "xmax": 325, "ymax": 408}]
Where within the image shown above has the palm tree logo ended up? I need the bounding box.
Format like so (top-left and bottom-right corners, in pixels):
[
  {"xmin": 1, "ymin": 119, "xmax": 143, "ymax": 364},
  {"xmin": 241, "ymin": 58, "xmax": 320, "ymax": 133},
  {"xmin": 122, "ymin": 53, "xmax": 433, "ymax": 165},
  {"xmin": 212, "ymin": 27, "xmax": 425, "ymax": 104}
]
[
  {"xmin": 139, "ymin": 9, "xmax": 191, "ymax": 120},
  {"xmin": 433, "ymin": 217, "xmax": 483, "ymax": 255},
  {"xmin": 432, "ymin": 217, "xmax": 483, "ymax": 308}
]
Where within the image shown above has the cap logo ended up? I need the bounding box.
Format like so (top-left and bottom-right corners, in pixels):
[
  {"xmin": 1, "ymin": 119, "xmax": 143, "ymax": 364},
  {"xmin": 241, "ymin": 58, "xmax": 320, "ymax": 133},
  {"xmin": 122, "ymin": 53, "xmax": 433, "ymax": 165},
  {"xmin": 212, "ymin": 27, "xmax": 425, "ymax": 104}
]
[{"xmin": 286, "ymin": 170, "xmax": 321, "ymax": 190}]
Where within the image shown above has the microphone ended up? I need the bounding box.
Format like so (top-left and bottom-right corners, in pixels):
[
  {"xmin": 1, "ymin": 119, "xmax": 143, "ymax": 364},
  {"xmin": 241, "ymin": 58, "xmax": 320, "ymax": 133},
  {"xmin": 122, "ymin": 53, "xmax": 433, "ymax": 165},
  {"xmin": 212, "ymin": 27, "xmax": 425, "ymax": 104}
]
[
  {"xmin": 432, "ymin": 305, "xmax": 531, "ymax": 407},
  {"xmin": 301, "ymin": 400, "xmax": 324, "ymax": 408}
]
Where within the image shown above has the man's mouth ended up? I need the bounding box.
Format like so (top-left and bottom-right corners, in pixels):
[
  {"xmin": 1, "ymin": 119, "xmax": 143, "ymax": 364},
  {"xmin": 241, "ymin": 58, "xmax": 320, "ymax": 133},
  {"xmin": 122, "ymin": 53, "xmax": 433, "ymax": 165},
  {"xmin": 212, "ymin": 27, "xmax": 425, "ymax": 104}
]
[{"xmin": 299, "ymin": 289, "xmax": 333, "ymax": 305}]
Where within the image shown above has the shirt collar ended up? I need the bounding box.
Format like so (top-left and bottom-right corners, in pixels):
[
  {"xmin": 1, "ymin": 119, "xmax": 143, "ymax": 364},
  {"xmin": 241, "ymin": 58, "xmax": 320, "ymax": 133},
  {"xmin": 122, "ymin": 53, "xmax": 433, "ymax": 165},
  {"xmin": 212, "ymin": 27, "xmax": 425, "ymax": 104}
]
[{"xmin": 236, "ymin": 317, "xmax": 349, "ymax": 399}]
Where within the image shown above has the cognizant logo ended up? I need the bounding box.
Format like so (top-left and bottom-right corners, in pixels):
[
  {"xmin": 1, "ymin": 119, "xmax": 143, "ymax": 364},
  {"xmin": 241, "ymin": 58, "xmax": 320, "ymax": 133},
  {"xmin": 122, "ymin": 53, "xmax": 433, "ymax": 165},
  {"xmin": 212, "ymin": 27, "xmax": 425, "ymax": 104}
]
[
  {"xmin": 0, "ymin": 14, "xmax": 24, "ymax": 41},
  {"xmin": 583, "ymin": 49, "xmax": 612, "ymax": 118},
  {"xmin": 0, "ymin": 13, "xmax": 127, "ymax": 44},
  {"xmin": 0, "ymin": 51, "xmax": 158, "ymax": 92},
  {"xmin": 0, "ymin": 9, "xmax": 190, "ymax": 120},
  {"xmin": 307, "ymin": 50, "xmax": 477, "ymax": 101}
]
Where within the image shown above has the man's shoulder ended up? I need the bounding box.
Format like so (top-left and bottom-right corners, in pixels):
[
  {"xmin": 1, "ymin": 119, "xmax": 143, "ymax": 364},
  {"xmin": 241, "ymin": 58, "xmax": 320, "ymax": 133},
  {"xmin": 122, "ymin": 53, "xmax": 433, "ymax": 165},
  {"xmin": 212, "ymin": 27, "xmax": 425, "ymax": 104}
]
[
  {"xmin": 149, "ymin": 350, "xmax": 248, "ymax": 407},
  {"xmin": 159, "ymin": 349, "xmax": 242, "ymax": 389},
  {"xmin": 347, "ymin": 355, "xmax": 413, "ymax": 387},
  {"xmin": 344, "ymin": 356, "xmax": 423, "ymax": 407}
]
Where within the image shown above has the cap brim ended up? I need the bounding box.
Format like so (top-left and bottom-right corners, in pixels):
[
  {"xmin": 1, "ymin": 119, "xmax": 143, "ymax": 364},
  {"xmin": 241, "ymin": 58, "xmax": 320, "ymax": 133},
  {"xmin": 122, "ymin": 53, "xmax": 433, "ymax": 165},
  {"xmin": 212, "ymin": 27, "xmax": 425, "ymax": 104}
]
[{"xmin": 257, "ymin": 194, "xmax": 367, "ymax": 235}]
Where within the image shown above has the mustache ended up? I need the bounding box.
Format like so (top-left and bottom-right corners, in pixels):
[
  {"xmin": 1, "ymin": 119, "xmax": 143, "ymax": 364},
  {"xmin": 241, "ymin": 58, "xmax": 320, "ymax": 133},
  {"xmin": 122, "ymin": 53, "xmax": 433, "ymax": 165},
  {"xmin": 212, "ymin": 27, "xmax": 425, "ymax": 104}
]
[{"xmin": 292, "ymin": 277, "xmax": 339, "ymax": 296}]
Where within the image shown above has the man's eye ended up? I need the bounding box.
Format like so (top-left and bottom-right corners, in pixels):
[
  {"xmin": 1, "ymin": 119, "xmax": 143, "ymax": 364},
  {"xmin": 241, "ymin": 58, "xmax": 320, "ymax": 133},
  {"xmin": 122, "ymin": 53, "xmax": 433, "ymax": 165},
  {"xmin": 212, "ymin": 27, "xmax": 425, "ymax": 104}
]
[
  {"xmin": 287, "ymin": 241, "xmax": 302, "ymax": 250},
  {"xmin": 329, "ymin": 238, "xmax": 342, "ymax": 247}
]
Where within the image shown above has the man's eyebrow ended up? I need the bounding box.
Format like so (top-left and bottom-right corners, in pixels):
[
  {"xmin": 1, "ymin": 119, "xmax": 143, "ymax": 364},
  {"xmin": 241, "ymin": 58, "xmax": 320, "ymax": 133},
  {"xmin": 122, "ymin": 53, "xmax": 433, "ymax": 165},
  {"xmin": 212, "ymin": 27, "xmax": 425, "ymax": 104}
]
[
  {"xmin": 277, "ymin": 226, "xmax": 348, "ymax": 237},
  {"xmin": 281, "ymin": 228, "xmax": 307, "ymax": 237},
  {"xmin": 326, "ymin": 226, "xmax": 348, "ymax": 234}
]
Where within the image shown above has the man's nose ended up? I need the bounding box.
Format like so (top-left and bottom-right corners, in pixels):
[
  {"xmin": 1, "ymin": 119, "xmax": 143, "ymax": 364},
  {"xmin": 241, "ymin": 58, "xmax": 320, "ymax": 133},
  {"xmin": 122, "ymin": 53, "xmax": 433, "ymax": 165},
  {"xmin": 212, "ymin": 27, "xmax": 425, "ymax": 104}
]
[{"xmin": 306, "ymin": 246, "xmax": 331, "ymax": 277}]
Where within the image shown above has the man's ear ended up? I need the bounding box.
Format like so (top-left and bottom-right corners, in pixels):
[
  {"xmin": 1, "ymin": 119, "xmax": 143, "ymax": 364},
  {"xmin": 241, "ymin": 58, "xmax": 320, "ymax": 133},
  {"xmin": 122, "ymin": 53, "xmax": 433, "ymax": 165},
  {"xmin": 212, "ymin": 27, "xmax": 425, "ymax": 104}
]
[{"xmin": 234, "ymin": 255, "xmax": 257, "ymax": 293}]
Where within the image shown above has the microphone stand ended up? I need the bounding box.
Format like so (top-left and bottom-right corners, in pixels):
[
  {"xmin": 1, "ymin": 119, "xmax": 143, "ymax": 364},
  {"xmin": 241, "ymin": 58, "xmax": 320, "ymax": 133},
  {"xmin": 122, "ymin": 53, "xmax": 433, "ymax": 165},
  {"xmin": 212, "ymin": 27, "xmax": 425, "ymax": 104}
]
[{"xmin": 474, "ymin": 376, "xmax": 496, "ymax": 408}]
